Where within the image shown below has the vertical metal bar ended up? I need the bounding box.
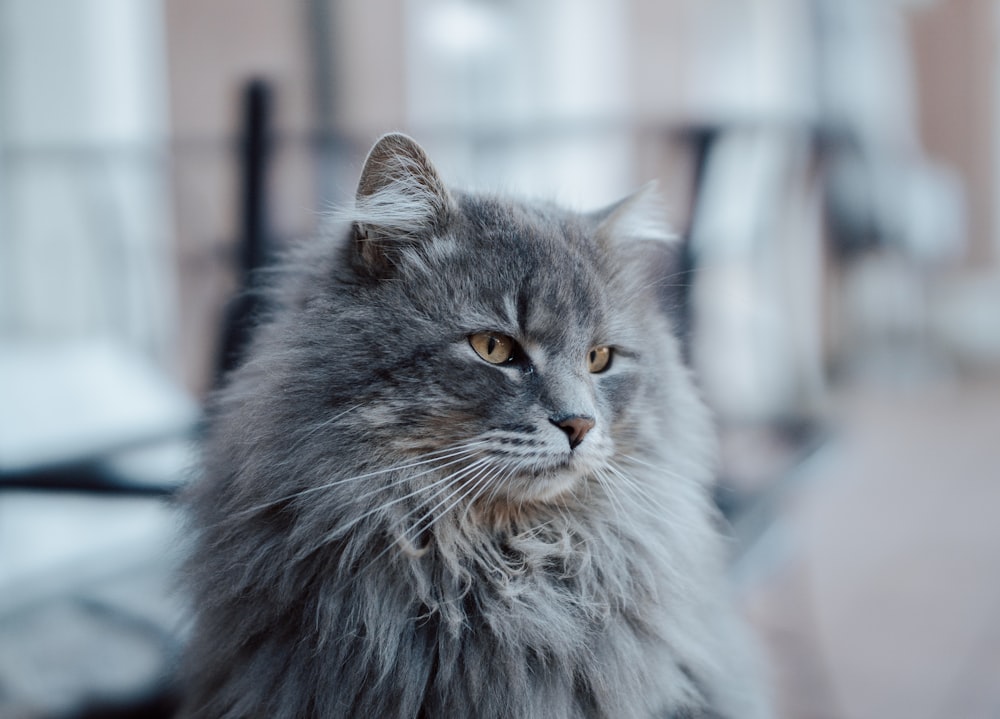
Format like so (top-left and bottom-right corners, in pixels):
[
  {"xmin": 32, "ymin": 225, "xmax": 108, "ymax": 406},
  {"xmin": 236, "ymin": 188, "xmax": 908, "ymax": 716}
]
[{"xmin": 217, "ymin": 78, "xmax": 271, "ymax": 380}]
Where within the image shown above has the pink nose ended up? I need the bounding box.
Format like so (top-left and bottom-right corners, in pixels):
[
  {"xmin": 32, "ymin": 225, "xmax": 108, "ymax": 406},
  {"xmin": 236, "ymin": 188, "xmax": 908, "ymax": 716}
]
[{"xmin": 551, "ymin": 415, "xmax": 595, "ymax": 450}]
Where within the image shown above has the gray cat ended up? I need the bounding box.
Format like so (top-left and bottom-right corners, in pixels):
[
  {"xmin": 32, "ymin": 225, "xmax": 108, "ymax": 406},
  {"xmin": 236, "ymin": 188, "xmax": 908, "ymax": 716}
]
[{"xmin": 179, "ymin": 134, "xmax": 770, "ymax": 718}]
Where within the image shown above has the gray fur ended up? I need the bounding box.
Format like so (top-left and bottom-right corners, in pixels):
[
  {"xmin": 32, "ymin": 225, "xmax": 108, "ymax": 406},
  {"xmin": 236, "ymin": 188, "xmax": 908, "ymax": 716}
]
[{"xmin": 179, "ymin": 134, "xmax": 770, "ymax": 719}]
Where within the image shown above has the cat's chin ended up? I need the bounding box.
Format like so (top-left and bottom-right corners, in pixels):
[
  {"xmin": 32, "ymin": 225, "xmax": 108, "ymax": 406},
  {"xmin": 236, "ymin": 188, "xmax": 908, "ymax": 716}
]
[
  {"xmin": 494, "ymin": 458, "xmax": 591, "ymax": 505},
  {"xmin": 471, "ymin": 473, "xmax": 581, "ymax": 526},
  {"xmin": 517, "ymin": 470, "xmax": 580, "ymax": 503}
]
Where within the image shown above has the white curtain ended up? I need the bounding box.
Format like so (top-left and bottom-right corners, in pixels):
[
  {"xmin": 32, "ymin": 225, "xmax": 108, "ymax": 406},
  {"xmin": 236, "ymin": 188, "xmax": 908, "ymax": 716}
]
[{"xmin": 0, "ymin": 0, "xmax": 176, "ymax": 368}]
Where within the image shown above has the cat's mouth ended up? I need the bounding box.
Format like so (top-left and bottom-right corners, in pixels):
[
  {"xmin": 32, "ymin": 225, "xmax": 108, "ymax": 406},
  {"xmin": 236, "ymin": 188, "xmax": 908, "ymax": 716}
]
[{"xmin": 422, "ymin": 429, "xmax": 610, "ymax": 508}]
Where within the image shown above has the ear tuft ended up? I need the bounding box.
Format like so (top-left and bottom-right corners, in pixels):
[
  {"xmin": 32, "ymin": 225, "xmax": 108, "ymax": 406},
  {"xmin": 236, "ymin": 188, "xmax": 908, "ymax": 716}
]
[
  {"xmin": 349, "ymin": 133, "xmax": 453, "ymax": 274},
  {"xmin": 356, "ymin": 133, "xmax": 449, "ymax": 205}
]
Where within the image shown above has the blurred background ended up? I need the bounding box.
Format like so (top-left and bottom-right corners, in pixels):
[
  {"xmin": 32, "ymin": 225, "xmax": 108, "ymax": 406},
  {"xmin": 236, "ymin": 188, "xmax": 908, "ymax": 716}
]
[{"xmin": 1, "ymin": 0, "xmax": 999, "ymax": 717}]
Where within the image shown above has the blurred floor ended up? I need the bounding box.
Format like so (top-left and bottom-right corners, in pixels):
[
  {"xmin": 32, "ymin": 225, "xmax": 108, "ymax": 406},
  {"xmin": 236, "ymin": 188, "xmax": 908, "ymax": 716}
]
[
  {"xmin": 741, "ymin": 372, "xmax": 1000, "ymax": 719},
  {"xmin": 0, "ymin": 491, "xmax": 184, "ymax": 718}
]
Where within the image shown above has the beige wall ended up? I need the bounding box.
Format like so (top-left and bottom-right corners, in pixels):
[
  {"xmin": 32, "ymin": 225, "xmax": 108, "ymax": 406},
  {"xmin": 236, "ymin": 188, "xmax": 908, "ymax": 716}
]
[
  {"xmin": 910, "ymin": 0, "xmax": 998, "ymax": 268},
  {"xmin": 163, "ymin": 0, "xmax": 317, "ymax": 393},
  {"xmin": 329, "ymin": 0, "xmax": 406, "ymax": 138}
]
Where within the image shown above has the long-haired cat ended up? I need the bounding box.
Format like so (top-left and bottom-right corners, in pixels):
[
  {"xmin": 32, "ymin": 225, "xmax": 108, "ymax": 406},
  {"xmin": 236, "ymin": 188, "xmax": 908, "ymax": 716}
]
[{"xmin": 180, "ymin": 134, "xmax": 770, "ymax": 718}]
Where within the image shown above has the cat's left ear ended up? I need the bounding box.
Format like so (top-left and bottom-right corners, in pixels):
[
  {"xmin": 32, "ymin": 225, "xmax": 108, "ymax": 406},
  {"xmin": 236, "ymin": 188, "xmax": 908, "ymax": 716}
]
[
  {"xmin": 591, "ymin": 183, "xmax": 686, "ymax": 319},
  {"xmin": 591, "ymin": 181, "xmax": 675, "ymax": 246},
  {"xmin": 350, "ymin": 133, "xmax": 454, "ymax": 276}
]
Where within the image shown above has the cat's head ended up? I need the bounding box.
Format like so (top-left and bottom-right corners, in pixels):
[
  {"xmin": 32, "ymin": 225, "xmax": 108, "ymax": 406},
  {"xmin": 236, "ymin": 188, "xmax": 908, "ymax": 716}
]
[{"xmin": 232, "ymin": 134, "xmax": 705, "ymax": 532}]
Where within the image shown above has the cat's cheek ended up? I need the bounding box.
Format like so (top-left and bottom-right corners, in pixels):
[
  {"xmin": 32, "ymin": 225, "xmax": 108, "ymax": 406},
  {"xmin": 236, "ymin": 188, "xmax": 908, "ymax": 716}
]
[{"xmin": 595, "ymin": 372, "xmax": 640, "ymax": 422}]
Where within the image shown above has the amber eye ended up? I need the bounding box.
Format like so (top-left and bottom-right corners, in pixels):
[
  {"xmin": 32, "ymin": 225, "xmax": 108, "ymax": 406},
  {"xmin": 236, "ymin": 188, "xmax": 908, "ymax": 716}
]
[
  {"xmin": 469, "ymin": 332, "xmax": 516, "ymax": 365},
  {"xmin": 587, "ymin": 346, "xmax": 613, "ymax": 373}
]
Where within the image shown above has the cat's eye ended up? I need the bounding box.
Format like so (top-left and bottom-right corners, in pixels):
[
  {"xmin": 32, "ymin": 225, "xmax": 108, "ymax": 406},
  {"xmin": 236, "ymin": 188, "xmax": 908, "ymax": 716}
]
[
  {"xmin": 470, "ymin": 332, "xmax": 516, "ymax": 365},
  {"xmin": 587, "ymin": 346, "xmax": 613, "ymax": 373}
]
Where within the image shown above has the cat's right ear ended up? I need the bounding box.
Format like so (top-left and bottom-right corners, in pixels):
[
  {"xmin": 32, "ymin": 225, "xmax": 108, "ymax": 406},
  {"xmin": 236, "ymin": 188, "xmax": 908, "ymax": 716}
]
[{"xmin": 349, "ymin": 133, "xmax": 454, "ymax": 277}]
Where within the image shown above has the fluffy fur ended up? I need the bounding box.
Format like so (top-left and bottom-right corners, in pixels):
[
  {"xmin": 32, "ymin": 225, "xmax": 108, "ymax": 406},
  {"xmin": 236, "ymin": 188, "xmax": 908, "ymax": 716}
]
[{"xmin": 179, "ymin": 134, "xmax": 770, "ymax": 718}]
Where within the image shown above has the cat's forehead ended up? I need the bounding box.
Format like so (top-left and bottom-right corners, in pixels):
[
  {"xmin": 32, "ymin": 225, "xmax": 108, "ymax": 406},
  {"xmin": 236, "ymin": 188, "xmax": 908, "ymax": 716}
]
[
  {"xmin": 436, "ymin": 195, "xmax": 611, "ymax": 340},
  {"xmin": 452, "ymin": 195, "xmax": 600, "ymax": 271}
]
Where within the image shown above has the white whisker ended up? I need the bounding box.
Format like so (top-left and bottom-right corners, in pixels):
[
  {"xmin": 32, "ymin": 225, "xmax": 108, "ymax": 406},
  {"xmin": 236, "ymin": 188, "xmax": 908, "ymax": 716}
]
[
  {"xmin": 591, "ymin": 468, "xmax": 626, "ymax": 530},
  {"xmin": 309, "ymin": 456, "xmax": 495, "ymax": 554},
  {"xmin": 327, "ymin": 465, "xmax": 469, "ymax": 539},
  {"xmin": 483, "ymin": 462, "xmax": 517, "ymax": 507},
  {"xmin": 346, "ymin": 459, "xmax": 497, "ymax": 578},
  {"xmin": 276, "ymin": 404, "xmax": 363, "ymax": 464},
  {"xmin": 604, "ymin": 461, "xmax": 700, "ymax": 533},
  {"xmin": 416, "ymin": 468, "xmax": 495, "ymax": 542},
  {"xmin": 400, "ymin": 458, "xmax": 495, "ymax": 543},
  {"xmin": 619, "ymin": 453, "xmax": 688, "ymax": 482},
  {"xmin": 334, "ymin": 448, "xmax": 487, "ymax": 512},
  {"xmin": 233, "ymin": 440, "xmax": 490, "ymax": 519}
]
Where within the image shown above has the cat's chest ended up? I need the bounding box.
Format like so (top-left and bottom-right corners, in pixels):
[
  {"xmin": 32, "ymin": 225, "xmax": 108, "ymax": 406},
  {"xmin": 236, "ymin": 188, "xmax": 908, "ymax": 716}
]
[
  {"xmin": 411, "ymin": 523, "xmax": 655, "ymax": 639},
  {"xmin": 401, "ymin": 538, "xmax": 682, "ymax": 719}
]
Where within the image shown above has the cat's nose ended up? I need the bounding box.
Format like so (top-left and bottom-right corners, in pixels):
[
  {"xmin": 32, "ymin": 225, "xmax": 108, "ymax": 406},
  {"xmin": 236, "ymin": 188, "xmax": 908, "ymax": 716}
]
[{"xmin": 550, "ymin": 415, "xmax": 595, "ymax": 450}]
